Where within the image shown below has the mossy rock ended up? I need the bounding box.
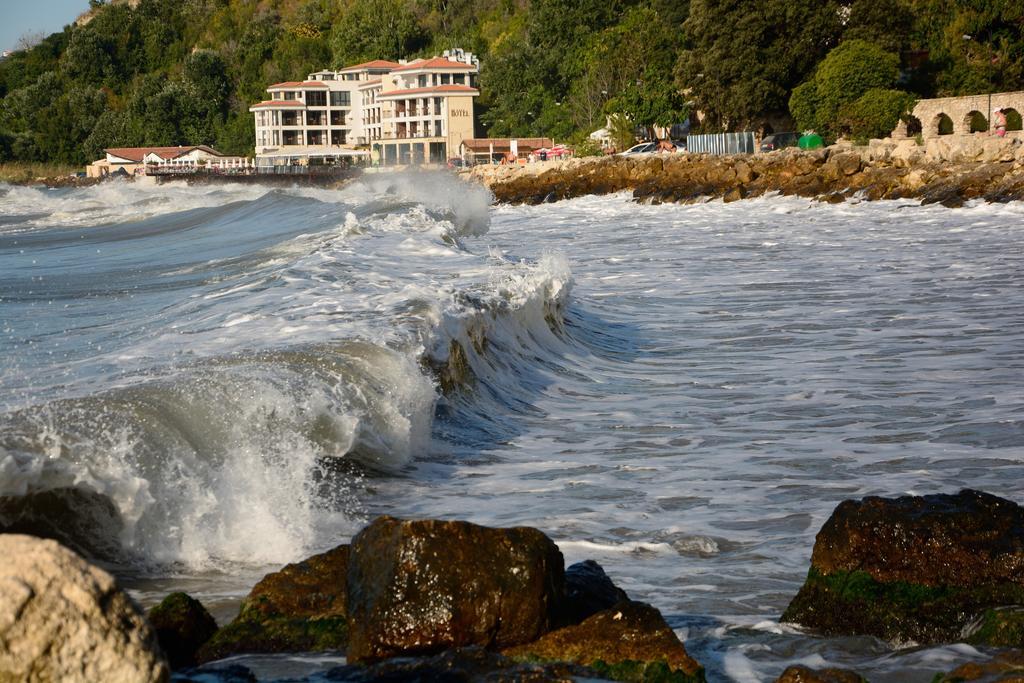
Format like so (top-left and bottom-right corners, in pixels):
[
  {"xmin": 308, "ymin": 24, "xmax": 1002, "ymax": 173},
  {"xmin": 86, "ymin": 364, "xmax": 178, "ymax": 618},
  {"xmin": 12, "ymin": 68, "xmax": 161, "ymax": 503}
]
[
  {"xmin": 196, "ymin": 543, "xmax": 350, "ymax": 663},
  {"xmin": 784, "ymin": 490, "xmax": 1024, "ymax": 646},
  {"xmin": 504, "ymin": 600, "xmax": 704, "ymax": 682},
  {"xmin": 147, "ymin": 592, "xmax": 218, "ymax": 669},
  {"xmin": 782, "ymin": 567, "xmax": 1024, "ymax": 644},
  {"xmin": 965, "ymin": 607, "xmax": 1024, "ymax": 648},
  {"xmin": 198, "ymin": 615, "xmax": 348, "ymax": 662}
]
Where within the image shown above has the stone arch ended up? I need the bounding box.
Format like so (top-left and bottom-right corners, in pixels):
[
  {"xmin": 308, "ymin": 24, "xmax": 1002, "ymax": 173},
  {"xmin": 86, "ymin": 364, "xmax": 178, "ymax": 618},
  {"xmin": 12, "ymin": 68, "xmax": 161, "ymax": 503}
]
[
  {"xmin": 905, "ymin": 116, "xmax": 923, "ymax": 136},
  {"xmin": 1003, "ymin": 108, "xmax": 1023, "ymax": 131},
  {"xmin": 933, "ymin": 112, "xmax": 954, "ymax": 136},
  {"xmin": 965, "ymin": 110, "xmax": 988, "ymax": 133}
]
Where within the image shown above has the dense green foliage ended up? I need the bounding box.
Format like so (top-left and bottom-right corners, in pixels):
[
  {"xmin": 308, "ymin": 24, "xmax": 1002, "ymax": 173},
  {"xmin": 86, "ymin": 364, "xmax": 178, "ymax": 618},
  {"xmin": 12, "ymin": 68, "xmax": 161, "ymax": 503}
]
[
  {"xmin": 840, "ymin": 88, "xmax": 918, "ymax": 142},
  {"xmin": 0, "ymin": 0, "xmax": 1021, "ymax": 165},
  {"xmin": 789, "ymin": 40, "xmax": 902, "ymax": 139}
]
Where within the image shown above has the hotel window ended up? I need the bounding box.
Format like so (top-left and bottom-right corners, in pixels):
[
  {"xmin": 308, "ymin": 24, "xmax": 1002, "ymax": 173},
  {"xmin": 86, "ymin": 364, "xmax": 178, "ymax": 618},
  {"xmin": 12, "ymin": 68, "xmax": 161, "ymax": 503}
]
[
  {"xmin": 273, "ymin": 130, "xmax": 279, "ymax": 145},
  {"xmin": 306, "ymin": 90, "xmax": 327, "ymax": 106},
  {"xmin": 434, "ymin": 97, "xmax": 441, "ymax": 115},
  {"xmin": 330, "ymin": 110, "xmax": 345, "ymax": 126},
  {"xmin": 453, "ymin": 74, "xmax": 465, "ymax": 85},
  {"xmin": 330, "ymin": 91, "xmax": 350, "ymax": 107},
  {"xmin": 441, "ymin": 74, "xmax": 450, "ymax": 85},
  {"xmin": 434, "ymin": 120, "xmax": 442, "ymax": 137},
  {"xmin": 284, "ymin": 91, "xmax": 296, "ymax": 100},
  {"xmin": 418, "ymin": 74, "xmax": 427, "ymax": 87}
]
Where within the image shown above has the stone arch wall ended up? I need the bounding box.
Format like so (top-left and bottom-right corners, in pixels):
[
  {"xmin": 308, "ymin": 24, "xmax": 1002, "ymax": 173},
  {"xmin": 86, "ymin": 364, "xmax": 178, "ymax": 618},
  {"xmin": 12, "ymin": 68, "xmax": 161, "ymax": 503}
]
[{"xmin": 910, "ymin": 91, "xmax": 1024, "ymax": 139}]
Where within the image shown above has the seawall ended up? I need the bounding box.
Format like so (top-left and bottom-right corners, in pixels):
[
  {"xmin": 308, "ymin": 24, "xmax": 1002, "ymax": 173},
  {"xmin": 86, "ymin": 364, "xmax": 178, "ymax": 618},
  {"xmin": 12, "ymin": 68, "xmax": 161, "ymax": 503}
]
[{"xmin": 466, "ymin": 136, "xmax": 1024, "ymax": 208}]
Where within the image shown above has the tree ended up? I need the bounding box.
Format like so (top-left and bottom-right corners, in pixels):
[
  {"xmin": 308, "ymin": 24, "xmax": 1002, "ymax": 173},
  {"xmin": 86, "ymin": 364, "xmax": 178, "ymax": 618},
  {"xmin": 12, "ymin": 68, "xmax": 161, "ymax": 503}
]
[
  {"xmin": 330, "ymin": 0, "xmax": 426, "ymax": 66},
  {"xmin": 677, "ymin": 0, "xmax": 844, "ymax": 131},
  {"xmin": 789, "ymin": 39, "xmax": 901, "ymax": 138}
]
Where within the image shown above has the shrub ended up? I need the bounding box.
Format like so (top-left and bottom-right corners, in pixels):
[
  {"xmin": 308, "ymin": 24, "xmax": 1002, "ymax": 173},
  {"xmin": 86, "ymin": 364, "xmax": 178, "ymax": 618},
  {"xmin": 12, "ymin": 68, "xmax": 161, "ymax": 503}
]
[{"xmin": 839, "ymin": 88, "xmax": 917, "ymax": 141}]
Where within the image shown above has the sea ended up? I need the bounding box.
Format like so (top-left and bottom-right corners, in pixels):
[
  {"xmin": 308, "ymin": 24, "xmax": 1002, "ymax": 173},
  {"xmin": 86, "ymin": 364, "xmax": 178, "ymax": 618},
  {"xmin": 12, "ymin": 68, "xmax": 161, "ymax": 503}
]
[{"xmin": 1, "ymin": 174, "xmax": 1023, "ymax": 682}]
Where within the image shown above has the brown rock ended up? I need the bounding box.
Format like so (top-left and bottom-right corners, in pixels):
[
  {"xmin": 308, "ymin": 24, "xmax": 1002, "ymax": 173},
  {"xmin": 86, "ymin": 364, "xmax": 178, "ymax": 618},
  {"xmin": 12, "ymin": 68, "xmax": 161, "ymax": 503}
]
[
  {"xmin": 734, "ymin": 160, "xmax": 756, "ymax": 184},
  {"xmin": 504, "ymin": 600, "xmax": 702, "ymax": 681},
  {"xmin": 810, "ymin": 489, "xmax": 1024, "ymax": 587},
  {"xmin": 198, "ymin": 544, "xmax": 350, "ymax": 662},
  {"xmin": 346, "ymin": 517, "xmax": 565, "ymax": 663},
  {"xmin": 783, "ymin": 489, "xmax": 1024, "ymax": 645},
  {"xmin": 775, "ymin": 665, "xmax": 866, "ymax": 683},
  {"xmin": 723, "ymin": 187, "xmax": 744, "ymax": 203},
  {"xmin": 935, "ymin": 649, "xmax": 1024, "ymax": 682}
]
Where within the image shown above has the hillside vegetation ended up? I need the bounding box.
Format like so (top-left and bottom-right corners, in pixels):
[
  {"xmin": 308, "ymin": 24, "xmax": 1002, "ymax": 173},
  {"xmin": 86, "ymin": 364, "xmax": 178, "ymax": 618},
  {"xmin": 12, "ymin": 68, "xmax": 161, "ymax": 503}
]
[{"xmin": 0, "ymin": 0, "xmax": 1020, "ymax": 165}]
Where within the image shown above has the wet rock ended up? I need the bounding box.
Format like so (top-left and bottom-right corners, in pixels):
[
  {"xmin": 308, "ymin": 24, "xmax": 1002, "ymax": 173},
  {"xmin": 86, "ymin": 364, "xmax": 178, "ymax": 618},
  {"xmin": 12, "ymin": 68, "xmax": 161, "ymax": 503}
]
[
  {"xmin": 723, "ymin": 187, "xmax": 744, "ymax": 203},
  {"xmin": 504, "ymin": 600, "xmax": 704, "ymax": 682},
  {"xmin": 775, "ymin": 665, "xmax": 866, "ymax": 683},
  {"xmin": 560, "ymin": 560, "xmax": 629, "ymax": 626},
  {"xmin": 933, "ymin": 649, "xmax": 1024, "ymax": 682},
  {"xmin": 0, "ymin": 534, "xmax": 168, "ymax": 682},
  {"xmin": 320, "ymin": 646, "xmax": 594, "ymax": 682},
  {"xmin": 198, "ymin": 544, "xmax": 350, "ymax": 662},
  {"xmin": 148, "ymin": 592, "xmax": 218, "ymax": 669},
  {"xmin": 782, "ymin": 489, "xmax": 1024, "ymax": 646},
  {"xmin": 346, "ymin": 516, "xmax": 565, "ymax": 663},
  {"xmin": 0, "ymin": 487, "xmax": 125, "ymax": 561}
]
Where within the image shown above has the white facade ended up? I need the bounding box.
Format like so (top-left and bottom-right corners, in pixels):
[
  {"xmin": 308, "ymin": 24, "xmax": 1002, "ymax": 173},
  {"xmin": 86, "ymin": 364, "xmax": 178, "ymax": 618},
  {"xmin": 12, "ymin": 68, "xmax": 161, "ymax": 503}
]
[{"xmin": 250, "ymin": 50, "xmax": 480, "ymax": 166}]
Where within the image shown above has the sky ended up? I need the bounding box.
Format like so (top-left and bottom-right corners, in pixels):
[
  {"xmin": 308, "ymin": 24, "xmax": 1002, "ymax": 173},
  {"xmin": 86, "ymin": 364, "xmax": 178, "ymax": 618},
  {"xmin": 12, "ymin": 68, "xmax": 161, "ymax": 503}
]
[{"xmin": 1, "ymin": 0, "xmax": 90, "ymax": 53}]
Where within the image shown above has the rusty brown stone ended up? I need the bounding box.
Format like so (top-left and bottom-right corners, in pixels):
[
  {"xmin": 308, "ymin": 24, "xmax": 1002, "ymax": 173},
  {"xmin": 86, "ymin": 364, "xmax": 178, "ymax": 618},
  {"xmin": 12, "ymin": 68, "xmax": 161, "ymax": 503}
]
[
  {"xmin": 346, "ymin": 517, "xmax": 565, "ymax": 663},
  {"xmin": 503, "ymin": 600, "xmax": 703, "ymax": 679}
]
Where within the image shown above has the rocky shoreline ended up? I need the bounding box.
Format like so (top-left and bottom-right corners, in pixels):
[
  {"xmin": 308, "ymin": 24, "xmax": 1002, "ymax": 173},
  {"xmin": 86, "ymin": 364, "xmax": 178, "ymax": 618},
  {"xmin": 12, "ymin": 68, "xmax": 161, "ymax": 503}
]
[
  {"xmin": 465, "ymin": 137, "xmax": 1024, "ymax": 208},
  {"xmin": 5, "ymin": 489, "xmax": 1024, "ymax": 682}
]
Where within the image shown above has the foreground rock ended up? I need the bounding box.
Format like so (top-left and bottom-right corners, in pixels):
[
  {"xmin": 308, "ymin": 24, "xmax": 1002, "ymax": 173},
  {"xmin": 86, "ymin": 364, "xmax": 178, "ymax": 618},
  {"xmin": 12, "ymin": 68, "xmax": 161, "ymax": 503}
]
[
  {"xmin": 504, "ymin": 600, "xmax": 704, "ymax": 682},
  {"xmin": 0, "ymin": 534, "xmax": 168, "ymax": 682},
  {"xmin": 933, "ymin": 649, "xmax": 1024, "ymax": 682},
  {"xmin": 782, "ymin": 489, "xmax": 1024, "ymax": 645},
  {"xmin": 147, "ymin": 592, "xmax": 218, "ymax": 669},
  {"xmin": 346, "ymin": 516, "xmax": 565, "ymax": 662},
  {"xmin": 198, "ymin": 543, "xmax": 350, "ymax": 662}
]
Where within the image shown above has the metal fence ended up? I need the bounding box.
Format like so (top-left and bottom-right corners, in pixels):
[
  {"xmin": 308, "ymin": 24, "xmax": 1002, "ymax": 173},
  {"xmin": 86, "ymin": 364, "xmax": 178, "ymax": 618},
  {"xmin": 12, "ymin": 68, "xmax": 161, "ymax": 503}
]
[{"xmin": 686, "ymin": 132, "xmax": 756, "ymax": 155}]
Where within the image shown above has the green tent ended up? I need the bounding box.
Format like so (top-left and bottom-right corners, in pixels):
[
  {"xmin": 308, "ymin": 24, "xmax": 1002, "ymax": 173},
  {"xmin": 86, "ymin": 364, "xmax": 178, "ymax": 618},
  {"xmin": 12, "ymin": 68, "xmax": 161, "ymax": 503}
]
[{"xmin": 798, "ymin": 132, "xmax": 824, "ymax": 150}]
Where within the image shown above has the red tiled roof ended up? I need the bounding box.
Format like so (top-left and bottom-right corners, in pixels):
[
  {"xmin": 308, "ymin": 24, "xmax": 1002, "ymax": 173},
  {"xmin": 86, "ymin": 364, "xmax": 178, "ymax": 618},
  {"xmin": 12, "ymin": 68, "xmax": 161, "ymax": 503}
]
[
  {"xmin": 391, "ymin": 58, "xmax": 476, "ymax": 72},
  {"xmin": 104, "ymin": 146, "xmax": 223, "ymax": 162},
  {"xmin": 358, "ymin": 79, "xmax": 382, "ymax": 89},
  {"xmin": 268, "ymin": 81, "xmax": 328, "ymax": 89},
  {"xmin": 249, "ymin": 100, "xmax": 306, "ymax": 109},
  {"xmin": 339, "ymin": 60, "xmax": 401, "ymax": 72},
  {"xmin": 378, "ymin": 85, "xmax": 479, "ymax": 98}
]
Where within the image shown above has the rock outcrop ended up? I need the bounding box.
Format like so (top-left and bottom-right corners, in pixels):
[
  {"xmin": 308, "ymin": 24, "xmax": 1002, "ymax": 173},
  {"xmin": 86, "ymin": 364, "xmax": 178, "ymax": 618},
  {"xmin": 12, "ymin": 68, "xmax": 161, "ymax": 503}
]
[
  {"xmin": 0, "ymin": 534, "xmax": 169, "ymax": 682},
  {"xmin": 782, "ymin": 489, "xmax": 1024, "ymax": 645},
  {"xmin": 504, "ymin": 600, "xmax": 704, "ymax": 682},
  {"xmin": 147, "ymin": 592, "xmax": 218, "ymax": 669},
  {"xmin": 465, "ymin": 143, "xmax": 1024, "ymax": 208},
  {"xmin": 198, "ymin": 543, "xmax": 350, "ymax": 662},
  {"xmin": 346, "ymin": 516, "xmax": 565, "ymax": 662}
]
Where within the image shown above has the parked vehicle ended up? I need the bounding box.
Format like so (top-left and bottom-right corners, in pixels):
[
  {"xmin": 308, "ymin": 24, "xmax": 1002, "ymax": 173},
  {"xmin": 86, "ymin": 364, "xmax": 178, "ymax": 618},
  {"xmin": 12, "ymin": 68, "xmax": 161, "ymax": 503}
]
[
  {"xmin": 759, "ymin": 132, "xmax": 800, "ymax": 152},
  {"xmin": 618, "ymin": 142, "xmax": 657, "ymax": 155}
]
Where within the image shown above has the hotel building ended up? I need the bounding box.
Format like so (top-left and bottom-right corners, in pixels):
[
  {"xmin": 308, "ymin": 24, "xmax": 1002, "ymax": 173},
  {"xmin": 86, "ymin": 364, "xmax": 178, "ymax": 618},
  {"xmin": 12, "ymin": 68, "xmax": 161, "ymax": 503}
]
[{"xmin": 250, "ymin": 50, "xmax": 479, "ymax": 167}]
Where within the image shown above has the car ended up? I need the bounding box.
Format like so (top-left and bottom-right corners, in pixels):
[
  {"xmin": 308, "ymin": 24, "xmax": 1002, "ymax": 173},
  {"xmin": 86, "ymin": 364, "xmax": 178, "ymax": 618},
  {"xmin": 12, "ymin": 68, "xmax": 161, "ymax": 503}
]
[
  {"xmin": 618, "ymin": 142, "xmax": 657, "ymax": 155},
  {"xmin": 759, "ymin": 132, "xmax": 800, "ymax": 152}
]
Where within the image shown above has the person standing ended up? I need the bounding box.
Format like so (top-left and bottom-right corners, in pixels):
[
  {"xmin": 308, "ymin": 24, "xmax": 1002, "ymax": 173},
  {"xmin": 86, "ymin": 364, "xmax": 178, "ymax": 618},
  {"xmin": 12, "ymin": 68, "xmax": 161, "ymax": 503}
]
[{"xmin": 993, "ymin": 108, "xmax": 1008, "ymax": 137}]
